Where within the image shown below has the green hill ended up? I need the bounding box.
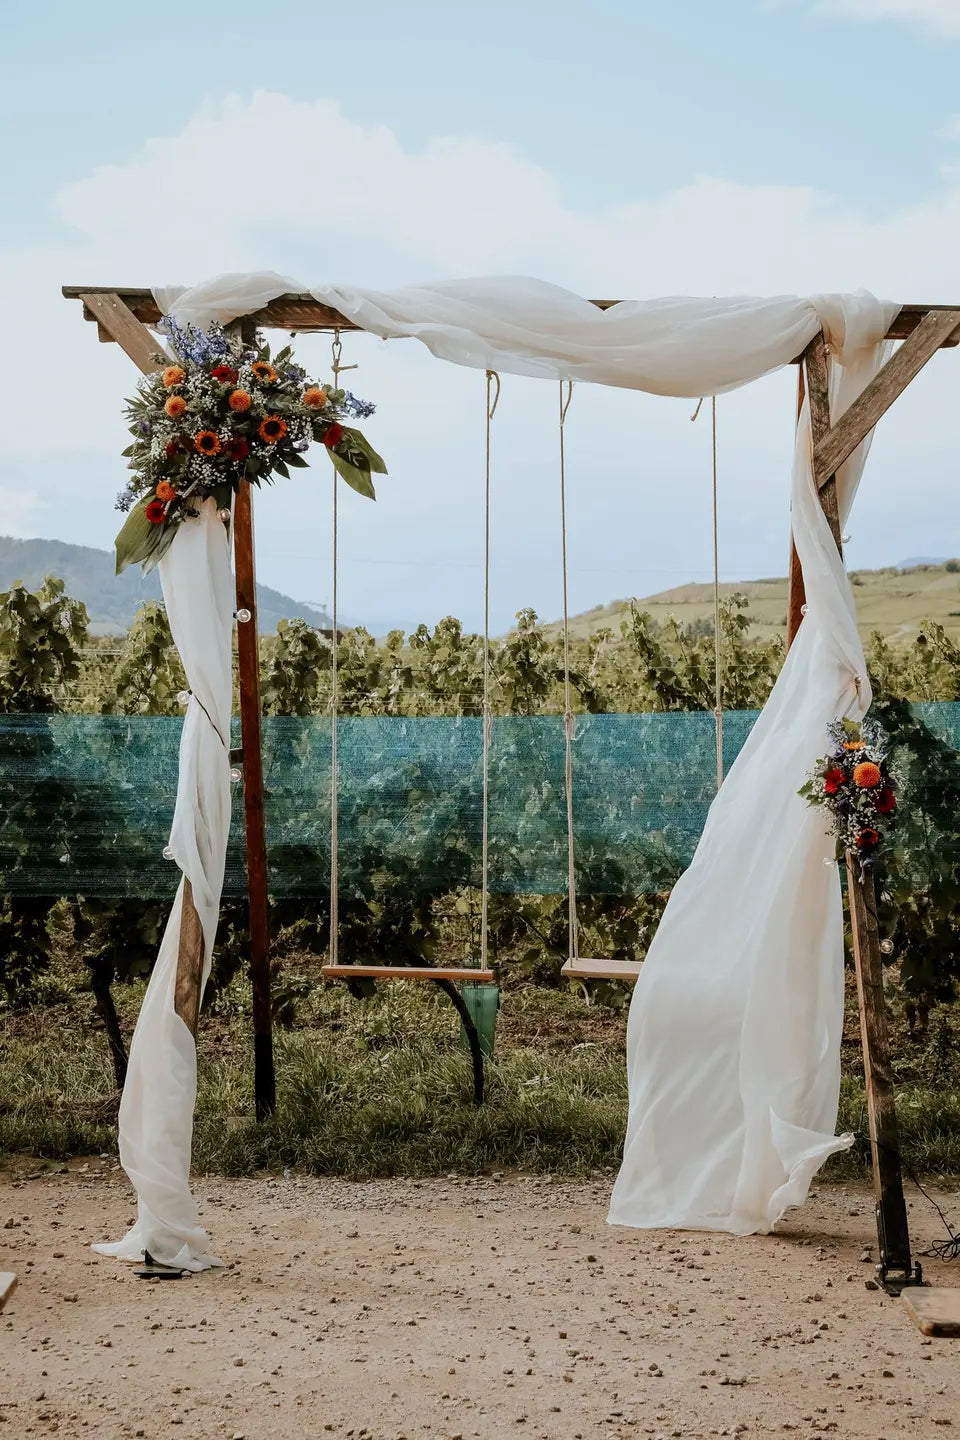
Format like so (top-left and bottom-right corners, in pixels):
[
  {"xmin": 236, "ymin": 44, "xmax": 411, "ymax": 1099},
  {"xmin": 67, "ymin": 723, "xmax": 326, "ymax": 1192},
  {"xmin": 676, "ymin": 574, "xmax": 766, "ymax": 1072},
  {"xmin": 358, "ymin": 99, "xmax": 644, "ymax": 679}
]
[
  {"xmin": 0, "ymin": 535, "xmax": 333, "ymax": 636},
  {"xmin": 558, "ymin": 561, "xmax": 960, "ymax": 645}
]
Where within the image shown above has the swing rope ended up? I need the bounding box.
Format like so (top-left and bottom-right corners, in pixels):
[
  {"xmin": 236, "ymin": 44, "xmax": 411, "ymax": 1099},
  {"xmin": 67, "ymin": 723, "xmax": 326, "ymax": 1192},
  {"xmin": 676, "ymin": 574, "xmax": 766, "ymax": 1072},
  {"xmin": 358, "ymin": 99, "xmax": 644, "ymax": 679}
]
[
  {"xmin": 710, "ymin": 395, "xmax": 724, "ymax": 792},
  {"xmin": 480, "ymin": 371, "xmax": 500, "ymax": 972},
  {"xmin": 560, "ymin": 390, "xmax": 725, "ymax": 977},
  {"xmin": 558, "ymin": 380, "xmax": 579, "ymax": 965},
  {"xmin": 328, "ymin": 330, "xmax": 346, "ymax": 969},
  {"xmin": 691, "ymin": 395, "xmax": 724, "ymax": 792}
]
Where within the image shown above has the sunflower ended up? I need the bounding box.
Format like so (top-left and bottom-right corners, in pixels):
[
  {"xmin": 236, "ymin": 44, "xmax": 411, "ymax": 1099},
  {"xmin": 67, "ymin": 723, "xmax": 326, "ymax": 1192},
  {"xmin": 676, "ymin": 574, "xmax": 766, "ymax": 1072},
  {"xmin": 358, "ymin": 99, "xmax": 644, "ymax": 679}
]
[
  {"xmin": 303, "ymin": 386, "xmax": 327, "ymax": 409},
  {"xmin": 156, "ymin": 480, "xmax": 178, "ymax": 502},
  {"xmin": 162, "ymin": 365, "xmax": 186, "ymax": 388},
  {"xmin": 164, "ymin": 395, "xmax": 187, "ymax": 419},
  {"xmin": 195, "ymin": 430, "xmax": 222, "ymax": 456},
  {"xmin": 228, "ymin": 389, "xmax": 252, "ymax": 412},
  {"xmin": 251, "ymin": 361, "xmax": 278, "ymax": 385},
  {"xmin": 259, "ymin": 415, "xmax": 287, "ymax": 444},
  {"xmin": 853, "ymin": 761, "xmax": 882, "ymax": 789}
]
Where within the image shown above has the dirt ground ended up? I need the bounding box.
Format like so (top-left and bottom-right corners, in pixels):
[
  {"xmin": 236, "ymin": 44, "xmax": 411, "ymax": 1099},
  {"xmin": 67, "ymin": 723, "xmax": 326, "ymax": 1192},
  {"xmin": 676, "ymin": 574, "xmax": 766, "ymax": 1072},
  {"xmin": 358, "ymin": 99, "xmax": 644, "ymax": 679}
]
[{"xmin": 2, "ymin": 1163, "xmax": 959, "ymax": 1440}]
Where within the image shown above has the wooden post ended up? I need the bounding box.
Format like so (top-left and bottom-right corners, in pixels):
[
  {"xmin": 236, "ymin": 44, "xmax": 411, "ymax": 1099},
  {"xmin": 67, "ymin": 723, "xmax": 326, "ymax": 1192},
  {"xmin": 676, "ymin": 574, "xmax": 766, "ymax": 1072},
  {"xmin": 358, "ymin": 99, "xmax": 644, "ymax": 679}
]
[
  {"xmin": 224, "ymin": 317, "xmax": 275, "ymax": 1121},
  {"xmin": 846, "ymin": 857, "xmax": 913, "ymax": 1281},
  {"xmin": 233, "ymin": 478, "xmax": 276, "ymax": 1120},
  {"xmin": 786, "ymin": 365, "xmax": 806, "ymax": 647},
  {"xmin": 794, "ymin": 333, "xmax": 916, "ymax": 1288}
]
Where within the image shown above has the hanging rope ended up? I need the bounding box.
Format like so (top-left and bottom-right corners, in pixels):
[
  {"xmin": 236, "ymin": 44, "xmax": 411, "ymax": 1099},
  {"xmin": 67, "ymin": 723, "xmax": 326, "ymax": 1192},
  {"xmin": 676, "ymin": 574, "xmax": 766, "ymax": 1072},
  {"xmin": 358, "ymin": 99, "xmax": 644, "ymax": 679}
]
[
  {"xmin": 480, "ymin": 371, "xmax": 500, "ymax": 972},
  {"xmin": 328, "ymin": 331, "xmax": 347, "ymax": 968},
  {"xmin": 711, "ymin": 396, "xmax": 723, "ymax": 791},
  {"xmin": 692, "ymin": 395, "xmax": 724, "ymax": 793},
  {"xmin": 558, "ymin": 380, "xmax": 579, "ymax": 964}
]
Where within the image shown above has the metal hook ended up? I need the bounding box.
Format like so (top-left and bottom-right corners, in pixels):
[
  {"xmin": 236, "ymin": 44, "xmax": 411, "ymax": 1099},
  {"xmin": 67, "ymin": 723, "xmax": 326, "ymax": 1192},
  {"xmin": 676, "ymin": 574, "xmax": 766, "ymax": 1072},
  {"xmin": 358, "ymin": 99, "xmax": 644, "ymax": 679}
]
[
  {"xmin": 486, "ymin": 369, "xmax": 501, "ymax": 420},
  {"xmin": 331, "ymin": 327, "xmax": 358, "ymax": 385}
]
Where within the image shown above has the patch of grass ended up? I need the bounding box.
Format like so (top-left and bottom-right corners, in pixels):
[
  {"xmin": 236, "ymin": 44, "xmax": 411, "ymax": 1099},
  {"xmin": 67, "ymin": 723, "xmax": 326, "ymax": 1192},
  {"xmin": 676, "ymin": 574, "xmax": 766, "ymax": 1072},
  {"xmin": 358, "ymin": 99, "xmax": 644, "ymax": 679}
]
[{"xmin": 2, "ymin": 980, "xmax": 960, "ymax": 1181}]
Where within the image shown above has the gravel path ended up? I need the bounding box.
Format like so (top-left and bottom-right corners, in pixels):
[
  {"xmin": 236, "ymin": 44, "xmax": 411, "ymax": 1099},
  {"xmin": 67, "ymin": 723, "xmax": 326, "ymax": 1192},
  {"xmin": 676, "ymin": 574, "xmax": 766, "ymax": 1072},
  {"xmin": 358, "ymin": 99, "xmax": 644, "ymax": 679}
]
[{"xmin": 2, "ymin": 1161, "xmax": 959, "ymax": 1438}]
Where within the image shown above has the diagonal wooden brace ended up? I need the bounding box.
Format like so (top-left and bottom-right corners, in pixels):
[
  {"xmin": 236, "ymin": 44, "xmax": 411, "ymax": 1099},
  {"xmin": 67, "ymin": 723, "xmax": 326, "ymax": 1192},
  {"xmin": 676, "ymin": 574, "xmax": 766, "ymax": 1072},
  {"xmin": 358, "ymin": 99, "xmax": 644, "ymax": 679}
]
[
  {"xmin": 813, "ymin": 308, "xmax": 960, "ymax": 489},
  {"xmin": 78, "ymin": 292, "xmax": 170, "ymax": 375}
]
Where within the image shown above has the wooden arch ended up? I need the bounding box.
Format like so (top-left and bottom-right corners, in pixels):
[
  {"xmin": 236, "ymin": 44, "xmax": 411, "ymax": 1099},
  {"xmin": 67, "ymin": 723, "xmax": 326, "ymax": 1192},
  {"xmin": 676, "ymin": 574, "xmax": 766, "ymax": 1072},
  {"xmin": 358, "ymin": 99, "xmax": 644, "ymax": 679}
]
[{"xmin": 64, "ymin": 284, "xmax": 960, "ymax": 1291}]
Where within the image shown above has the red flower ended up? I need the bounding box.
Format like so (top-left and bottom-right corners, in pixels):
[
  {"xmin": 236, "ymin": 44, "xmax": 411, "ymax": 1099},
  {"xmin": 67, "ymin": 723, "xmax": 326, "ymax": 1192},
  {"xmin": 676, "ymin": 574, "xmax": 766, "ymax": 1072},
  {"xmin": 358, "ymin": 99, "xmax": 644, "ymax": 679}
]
[
  {"xmin": 823, "ymin": 766, "xmax": 846, "ymax": 795},
  {"xmin": 875, "ymin": 788, "xmax": 897, "ymax": 816},
  {"xmin": 225, "ymin": 437, "xmax": 250, "ymax": 462},
  {"xmin": 857, "ymin": 828, "xmax": 880, "ymax": 851},
  {"xmin": 324, "ymin": 421, "xmax": 345, "ymax": 449},
  {"xmin": 165, "ymin": 440, "xmax": 180, "ymax": 458},
  {"xmin": 145, "ymin": 499, "xmax": 166, "ymax": 524},
  {"xmin": 211, "ymin": 365, "xmax": 239, "ymax": 384}
]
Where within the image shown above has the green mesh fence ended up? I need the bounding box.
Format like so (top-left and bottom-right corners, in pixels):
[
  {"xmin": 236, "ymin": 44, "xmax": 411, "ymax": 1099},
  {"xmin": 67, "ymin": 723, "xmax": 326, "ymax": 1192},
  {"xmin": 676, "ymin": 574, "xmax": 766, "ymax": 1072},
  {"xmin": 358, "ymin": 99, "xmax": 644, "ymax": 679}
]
[{"xmin": 3, "ymin": 706, "xmax": 960, "ymax": 899}]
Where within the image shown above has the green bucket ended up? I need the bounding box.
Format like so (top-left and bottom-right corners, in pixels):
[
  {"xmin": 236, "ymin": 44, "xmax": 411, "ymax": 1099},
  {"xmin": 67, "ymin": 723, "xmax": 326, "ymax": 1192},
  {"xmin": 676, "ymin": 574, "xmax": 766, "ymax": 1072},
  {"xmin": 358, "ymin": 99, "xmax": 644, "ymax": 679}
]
[{"xmin": 459, "ymin": 982, "xmax": 500, "ymax": 1059}]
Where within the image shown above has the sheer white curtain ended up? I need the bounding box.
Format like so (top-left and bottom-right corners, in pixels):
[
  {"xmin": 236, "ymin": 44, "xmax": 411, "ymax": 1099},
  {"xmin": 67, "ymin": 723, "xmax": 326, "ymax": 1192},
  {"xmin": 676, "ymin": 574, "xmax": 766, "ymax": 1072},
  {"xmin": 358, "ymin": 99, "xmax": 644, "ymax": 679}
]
[
  {"xmin": 101, "ymin": 272, "xmax": 895, "ymax": 1252},
  {"xmin": 94, "ymin": 500, "xmax": 233, "ymax": 1270}
]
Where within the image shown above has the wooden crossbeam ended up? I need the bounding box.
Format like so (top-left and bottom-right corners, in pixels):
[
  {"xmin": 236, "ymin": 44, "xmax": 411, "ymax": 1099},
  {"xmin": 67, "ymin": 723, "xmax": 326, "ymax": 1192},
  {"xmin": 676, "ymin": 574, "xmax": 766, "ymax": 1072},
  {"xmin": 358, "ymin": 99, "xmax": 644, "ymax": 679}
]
[
  {"xmin": 813, "ymin": 308, "xmax": 960, "ymax": 488},
  {"xmin": 63, "ymin": 287, "xmax": 960, "ymax": 350}
]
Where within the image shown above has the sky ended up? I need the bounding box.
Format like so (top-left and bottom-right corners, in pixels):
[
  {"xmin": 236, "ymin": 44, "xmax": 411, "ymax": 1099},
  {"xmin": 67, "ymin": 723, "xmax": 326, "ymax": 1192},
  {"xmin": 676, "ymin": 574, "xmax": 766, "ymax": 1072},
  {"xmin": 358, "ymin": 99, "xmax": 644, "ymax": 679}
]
[{"xmin": 3, "ymin": 0, "xmax": 960, "ymax": 632}]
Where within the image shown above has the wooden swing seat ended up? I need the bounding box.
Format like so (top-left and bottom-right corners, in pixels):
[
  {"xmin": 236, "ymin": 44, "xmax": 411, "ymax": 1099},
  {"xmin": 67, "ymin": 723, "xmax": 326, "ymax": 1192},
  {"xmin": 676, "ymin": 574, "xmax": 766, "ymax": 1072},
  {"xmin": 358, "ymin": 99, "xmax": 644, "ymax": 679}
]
[
  {"xmin": 322, "ymin": 963, "xmax": 496, "ymax": 1106},
  {"xmin": 561, "ymin": 957, "xmax": 641, "ymax": 982},
  {"xmin": 322, "ymin": 964, "xmax": 494, "ymax": 984}
]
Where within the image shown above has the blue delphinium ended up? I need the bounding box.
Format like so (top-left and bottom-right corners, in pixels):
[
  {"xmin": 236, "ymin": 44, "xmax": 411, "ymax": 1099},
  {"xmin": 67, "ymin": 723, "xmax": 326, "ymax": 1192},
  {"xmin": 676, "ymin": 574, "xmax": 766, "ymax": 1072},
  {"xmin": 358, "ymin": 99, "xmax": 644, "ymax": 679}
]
[
  {"xmin": 342, "ymin": 390, "xmax": 377, "ymax": 419},
  {"xmin": 159, "ymin": 316, "xmax": 230, "ymax": 366}
]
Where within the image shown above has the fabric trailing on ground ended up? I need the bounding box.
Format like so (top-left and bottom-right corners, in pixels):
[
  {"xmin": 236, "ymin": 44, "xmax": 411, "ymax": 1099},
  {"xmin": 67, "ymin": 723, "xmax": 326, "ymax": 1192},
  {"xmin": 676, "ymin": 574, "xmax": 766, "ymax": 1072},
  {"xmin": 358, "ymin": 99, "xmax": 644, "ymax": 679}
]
[{"xmin": 93, "ymin": 500, "xmax": 233, "ymax": 1271}]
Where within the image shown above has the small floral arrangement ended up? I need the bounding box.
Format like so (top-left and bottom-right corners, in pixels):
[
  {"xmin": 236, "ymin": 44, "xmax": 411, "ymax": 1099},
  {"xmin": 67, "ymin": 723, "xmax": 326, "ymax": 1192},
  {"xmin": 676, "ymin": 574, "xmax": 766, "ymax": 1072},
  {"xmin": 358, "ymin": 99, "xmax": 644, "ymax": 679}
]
[
  {"xmin": 114, "ymin": 317, "xmax": 385, "ymax": 573},
  {"xmin": 799, "ymin": 717, "xmax": 902, "ymax": 874}
]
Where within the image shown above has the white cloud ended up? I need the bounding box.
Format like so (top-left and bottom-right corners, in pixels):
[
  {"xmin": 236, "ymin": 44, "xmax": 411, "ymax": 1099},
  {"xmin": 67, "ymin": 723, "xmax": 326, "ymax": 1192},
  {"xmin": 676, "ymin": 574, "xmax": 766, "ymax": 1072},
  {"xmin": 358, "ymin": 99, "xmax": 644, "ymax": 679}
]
[
  {"xmin": 822, "ymin": 0, "xmax": 960, "ymax": 36},
  {"xmin": 8, "ymin": 91, "xmax": 960, "ymax": 630}
]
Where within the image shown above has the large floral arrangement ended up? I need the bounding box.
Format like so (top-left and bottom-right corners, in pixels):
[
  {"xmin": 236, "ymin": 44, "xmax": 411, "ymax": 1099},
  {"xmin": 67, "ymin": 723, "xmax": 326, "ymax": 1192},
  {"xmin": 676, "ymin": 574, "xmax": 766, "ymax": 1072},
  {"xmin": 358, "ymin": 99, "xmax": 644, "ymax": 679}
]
[
  {"xmin": 799, "ymin": 717, "xmax": 902, "ymax": 874},
  {"xmin": 114, "ymin": 318, "xmax": 384, "ymax": 573}
]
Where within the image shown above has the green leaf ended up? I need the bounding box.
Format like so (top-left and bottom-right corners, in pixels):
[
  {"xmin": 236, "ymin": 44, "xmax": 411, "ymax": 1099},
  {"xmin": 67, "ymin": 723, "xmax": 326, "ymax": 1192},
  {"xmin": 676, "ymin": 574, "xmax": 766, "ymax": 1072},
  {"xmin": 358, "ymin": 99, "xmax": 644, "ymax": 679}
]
[
  {"xmin": 115, "ymin": 504, "xmax": 168, "ymax": 575},
  {"xmin": 273, "ymin": 459, "xmax": 290, "ymax": 479},
  {"xmin": 329, "ymin": 448, "xmax": 376, "ymax": 500},
  {"xmin": 285, "ymin": 452, "xmax": 310, "ymax": 468},
  {"xmin": 343, "ymin": 427, "xmax": 387, "ymax": 474}
]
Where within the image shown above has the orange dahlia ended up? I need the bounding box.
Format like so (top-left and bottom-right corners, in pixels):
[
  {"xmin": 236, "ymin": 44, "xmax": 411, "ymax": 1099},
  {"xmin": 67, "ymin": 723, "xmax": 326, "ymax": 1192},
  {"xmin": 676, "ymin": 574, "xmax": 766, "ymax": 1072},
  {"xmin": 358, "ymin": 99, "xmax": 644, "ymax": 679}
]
[
  {"xmin": 162, "ymin": 365, "xmax": 186, "ymax": 388},
  {"xmin": 251, "ymin": 361, "xmax": 277, "ymax": 384},
  {"xmin": 195, "ymin": 430, "xmax": 222, "ymax": 456},
  {"xmin": 228, "ymin": 389, "xmax": 252, "ymax": 412},
  {"xmin": 156, "ymin": 480, "xmax": 178, "ymax": 502},
  {"xmin": 164, "ymin": 395, "xmax": 187, "ymax": 418},
  {"xmin": 853, "ymin": 761, "xmax": 882, "ymax": 789},
  {"xmin": 303, "ymin": 386, "xmax": 327, "ymax": 409},
  {"xmin": 258, "ymin": 415, "xmax": 287, "ymax": 444}
]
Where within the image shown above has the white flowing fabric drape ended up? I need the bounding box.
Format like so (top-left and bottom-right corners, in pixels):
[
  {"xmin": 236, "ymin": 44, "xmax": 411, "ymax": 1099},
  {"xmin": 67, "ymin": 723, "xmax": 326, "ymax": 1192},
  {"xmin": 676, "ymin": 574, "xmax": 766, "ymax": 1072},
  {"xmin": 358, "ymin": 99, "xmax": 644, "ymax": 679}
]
[
  {"xmin": 108, "ymin": 270, "xmax": 896, "ymax": 1248},
  {"xmin": 94, "ymin": 500, "xmax": 233, "ymax": 1270}
]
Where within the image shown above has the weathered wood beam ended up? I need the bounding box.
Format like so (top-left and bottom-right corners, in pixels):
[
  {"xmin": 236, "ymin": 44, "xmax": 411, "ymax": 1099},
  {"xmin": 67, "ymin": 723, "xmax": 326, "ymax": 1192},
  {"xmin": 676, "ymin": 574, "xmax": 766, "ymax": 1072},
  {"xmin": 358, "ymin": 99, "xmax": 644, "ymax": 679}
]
[
  {"xmin": 77, "ymin": 292, "xmax": 169, "ymax": 373},
  {"xmin": 790, "ymin": 330, "xmax": 917, "ymax": 1287},
  {"xmin": 62, "ymin": 287, "xmax": 960, "ymax": 348},
  {"xmin": 786, "ymin": 366, "xmax": 807, "ymax": 648},
  {"xmin": 814, "ymin": 308, "xmax": 960, "ymax": 488},
  {"xmin": 803, "ymin": 333, "xmax": 842, "ymax": 551},
  {"xmin": 232, "ymin": 468, "xmax": 276, "ymax": 1122},
  {"xmin": 846, "ymin": 856, "xmax": 914, "ymax": 1283}
]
